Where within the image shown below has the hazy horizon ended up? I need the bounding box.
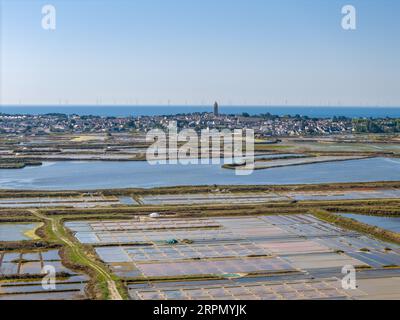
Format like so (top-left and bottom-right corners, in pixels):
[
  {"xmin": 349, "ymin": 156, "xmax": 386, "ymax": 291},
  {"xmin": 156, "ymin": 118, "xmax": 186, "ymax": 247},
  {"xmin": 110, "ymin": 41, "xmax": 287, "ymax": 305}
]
[{"xmin": 1, "ymin": 104, "xmax": 400, "ymax": 108}]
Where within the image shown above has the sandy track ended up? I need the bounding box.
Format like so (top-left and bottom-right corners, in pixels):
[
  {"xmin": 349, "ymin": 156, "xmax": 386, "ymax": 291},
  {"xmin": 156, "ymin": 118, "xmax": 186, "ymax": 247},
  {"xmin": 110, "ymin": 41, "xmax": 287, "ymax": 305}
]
[{"xmin": 29, "ymin": 210, "xmax": 123, "ymax": 300}]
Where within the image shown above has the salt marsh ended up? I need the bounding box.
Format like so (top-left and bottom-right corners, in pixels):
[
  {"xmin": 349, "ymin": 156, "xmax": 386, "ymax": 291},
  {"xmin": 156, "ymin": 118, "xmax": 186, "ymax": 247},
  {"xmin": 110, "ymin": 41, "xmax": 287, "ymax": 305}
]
[
  {"xmin": 0, "ymin": 223, "xmax": 41, "ymax": 241},
  {"xmin": 1, "ymin": 157, "xmax": 399, "ymax": 190}
]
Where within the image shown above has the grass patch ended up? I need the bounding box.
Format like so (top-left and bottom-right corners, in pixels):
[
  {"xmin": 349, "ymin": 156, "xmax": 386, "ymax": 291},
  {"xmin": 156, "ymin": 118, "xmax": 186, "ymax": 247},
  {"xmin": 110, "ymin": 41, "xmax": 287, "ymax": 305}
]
[{"xmin": 312, "ymin": 209, "xmax": 400, "ymax": 245}]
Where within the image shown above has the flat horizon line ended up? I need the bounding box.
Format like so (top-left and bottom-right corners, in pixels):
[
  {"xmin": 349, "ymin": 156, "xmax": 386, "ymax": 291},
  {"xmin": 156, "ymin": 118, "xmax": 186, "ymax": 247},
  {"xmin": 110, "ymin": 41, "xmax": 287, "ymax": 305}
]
[{"xmin": 2, "ymin": 104, "xmax": 400, "ymax": 108}]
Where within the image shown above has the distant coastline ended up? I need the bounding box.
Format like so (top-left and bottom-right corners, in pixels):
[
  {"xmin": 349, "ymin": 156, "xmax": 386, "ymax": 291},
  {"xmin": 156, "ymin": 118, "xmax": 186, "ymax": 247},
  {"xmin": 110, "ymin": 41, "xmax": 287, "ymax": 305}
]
[{"xmin": 1, "ymin": 106, "xmax": 400, "ymax": 119}]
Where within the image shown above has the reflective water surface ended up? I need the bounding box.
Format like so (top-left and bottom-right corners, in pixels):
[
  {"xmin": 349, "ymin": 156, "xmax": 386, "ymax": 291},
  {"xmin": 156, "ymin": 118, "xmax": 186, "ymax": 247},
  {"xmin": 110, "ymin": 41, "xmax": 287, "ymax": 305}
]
[
  {"xmin": 341, "ymin": 214, "xmax": 400, "ymax": 233},
  {"xmin": 0, "ymin": 157, "xmax": 399, "ymax": 190}
]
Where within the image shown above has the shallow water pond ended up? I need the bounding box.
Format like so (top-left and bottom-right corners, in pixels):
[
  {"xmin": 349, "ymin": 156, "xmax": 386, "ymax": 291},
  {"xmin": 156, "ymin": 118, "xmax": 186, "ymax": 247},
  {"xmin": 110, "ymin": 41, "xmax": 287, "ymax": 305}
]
[
  {"xmin": 0, "ymin": 157, "xmax": 399, "ymax": 190},
  {"xmin": 0, "ymin": 223, "xmax": 41, "ymax": 241},
  {"xmin": 341, "ymin": 214, "xmax": 400, "ymax": 233}
]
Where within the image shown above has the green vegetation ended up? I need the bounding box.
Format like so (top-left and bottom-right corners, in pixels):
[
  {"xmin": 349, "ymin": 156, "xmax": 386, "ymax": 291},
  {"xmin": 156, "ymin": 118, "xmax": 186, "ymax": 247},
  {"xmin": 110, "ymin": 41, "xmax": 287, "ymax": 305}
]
[
  {"xmin": 27, "ymin": 197, "xmax": 399, "ymax": 220},
  {"xmin": 312, "ymin": 209, "xmax": 400, "ymax": 245},
  {"xmin": 1, "ymin": 181, "xmax": 400, "ymax": 199},
  {"xmin": 0, "ymin": 272, "xmax": 72, "ymax": 281},
  {"xmin": 353, "ymin": 118, "xmax": 400, "ymax": 133},
  {"xmin": 0, "ymin": 159, "xmax": 42, "ymax": 169},
  {"xmin": 0, "ymin": 241, "xmax": 60, "ymax": 251},
  {"xmin": 222, "ymin": 155, "xmax": 368, "ymax": 171},
  {"xmin": 28, "ymin": 210, "xmax": 128, "ymax": 300}
]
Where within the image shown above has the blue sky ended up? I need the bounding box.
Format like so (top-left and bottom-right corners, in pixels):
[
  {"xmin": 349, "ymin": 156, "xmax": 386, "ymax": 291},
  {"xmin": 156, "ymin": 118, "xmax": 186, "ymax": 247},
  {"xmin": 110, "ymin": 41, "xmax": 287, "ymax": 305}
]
[{"xmin": 1, "ymin": 0, "xmax": 399, "ymax": 106}]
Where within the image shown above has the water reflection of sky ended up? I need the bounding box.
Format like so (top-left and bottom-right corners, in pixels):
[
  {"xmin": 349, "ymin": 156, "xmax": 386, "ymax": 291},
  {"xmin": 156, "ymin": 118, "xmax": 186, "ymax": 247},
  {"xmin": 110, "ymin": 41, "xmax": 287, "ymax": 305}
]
[
  {"xmin": 341, "ymin": 214, "xmax": 400, "ymax": 233},
  {"xmin": 0, "ymin": 157, "xmax": 399, "ymax": 190},
  {"xmin": 0, "ymin": 223, "xmax": 40, "ymax": 241}
]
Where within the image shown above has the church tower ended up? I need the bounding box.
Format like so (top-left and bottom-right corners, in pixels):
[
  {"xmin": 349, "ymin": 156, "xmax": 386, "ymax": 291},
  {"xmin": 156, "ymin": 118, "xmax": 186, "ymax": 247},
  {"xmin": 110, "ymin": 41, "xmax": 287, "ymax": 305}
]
[{"xmin": 213, "ymin": 101, "xmax": 219, "ymax": 117}]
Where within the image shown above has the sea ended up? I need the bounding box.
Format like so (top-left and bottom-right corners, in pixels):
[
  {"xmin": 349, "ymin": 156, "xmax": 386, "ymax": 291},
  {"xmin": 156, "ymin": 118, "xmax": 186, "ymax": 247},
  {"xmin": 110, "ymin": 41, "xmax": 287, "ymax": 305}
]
[{"xmin": 1, "ymin": 106, "xmax": 400, "ymax": 118}]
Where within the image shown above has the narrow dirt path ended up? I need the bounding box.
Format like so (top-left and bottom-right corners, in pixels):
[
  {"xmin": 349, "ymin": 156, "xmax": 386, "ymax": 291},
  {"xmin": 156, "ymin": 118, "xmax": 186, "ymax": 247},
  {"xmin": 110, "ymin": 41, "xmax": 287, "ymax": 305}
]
[{"xmin": 29, "ymin": 209, "xmax": 123, "ymax": 300}]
